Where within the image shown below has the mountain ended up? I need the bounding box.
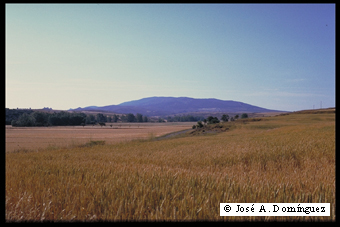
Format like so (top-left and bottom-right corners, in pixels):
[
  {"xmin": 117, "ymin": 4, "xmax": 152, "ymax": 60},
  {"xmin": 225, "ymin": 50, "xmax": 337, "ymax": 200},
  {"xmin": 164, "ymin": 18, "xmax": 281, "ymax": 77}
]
[{"xmin": 70, "ymin": 96, "xmax": 282, "ymax": 116}]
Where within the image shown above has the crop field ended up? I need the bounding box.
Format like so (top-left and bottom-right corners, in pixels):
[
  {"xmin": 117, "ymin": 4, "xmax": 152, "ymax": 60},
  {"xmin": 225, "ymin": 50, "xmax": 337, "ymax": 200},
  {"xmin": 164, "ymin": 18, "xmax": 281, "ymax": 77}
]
[
  {"xmin": 6, "ymin": 111, "xmax": 335, "ymax": 221},
  {"xmin": 5, "ymin": 122, "xmax": 193, "ymax": 153}
]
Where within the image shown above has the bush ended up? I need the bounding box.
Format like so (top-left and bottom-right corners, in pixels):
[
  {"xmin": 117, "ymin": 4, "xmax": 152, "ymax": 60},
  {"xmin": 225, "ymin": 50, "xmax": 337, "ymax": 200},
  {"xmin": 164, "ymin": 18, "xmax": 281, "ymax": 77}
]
[
  {"xmin": 207, "ymin": 116, "xmax": 220, "ymax": 124},
  {"xmin": 11, "ymin": 120, "xmax": 18, "ymax": 127},
  {"xmin": 221, "ymin": 114, "xmax": 229, "ymax": 122},
  {"xmin": 82, "ymin": 140, "xmax": 105, "ymax": 147},
  {"xmin": 241, "ymin": 113, "xmax": 248, "ymax": 119},
  {"xmin": 197, "ymin": 121, "xmax": 204, "ymax": 128}
]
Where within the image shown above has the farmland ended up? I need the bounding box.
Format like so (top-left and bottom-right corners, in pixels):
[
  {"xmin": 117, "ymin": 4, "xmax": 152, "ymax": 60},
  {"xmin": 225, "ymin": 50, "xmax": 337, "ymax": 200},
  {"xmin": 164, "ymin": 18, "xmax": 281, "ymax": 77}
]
[
  {"xmin": 5, "ymin": 110, "xmax": 335, "ymax": 221},
  {"xmin": 5, "ymin": 122, "xmax": 193, "ymax": 153}
]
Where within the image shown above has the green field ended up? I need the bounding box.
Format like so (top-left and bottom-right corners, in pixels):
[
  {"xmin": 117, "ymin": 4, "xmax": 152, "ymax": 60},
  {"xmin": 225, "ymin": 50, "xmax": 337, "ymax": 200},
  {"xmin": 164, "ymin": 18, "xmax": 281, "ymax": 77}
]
[{"xmin": 6, "ymin": 110, "xmax": 335, "ymax": 221}]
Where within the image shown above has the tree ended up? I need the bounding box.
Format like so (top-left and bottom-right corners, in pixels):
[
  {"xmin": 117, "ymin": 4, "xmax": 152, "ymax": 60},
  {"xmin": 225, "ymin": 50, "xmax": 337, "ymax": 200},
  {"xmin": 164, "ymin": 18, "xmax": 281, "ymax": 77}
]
[
  {"xmin": 207, "ymin": 116, "xmax": 214, "ymax": 123},
  {"xmin": 143, "ymin": 116, "xmax": 148, "ymax": 122},
  {"xmin": 126, "ymin": 113, "xmax": 136, "ymax": 122},
  {"xmin": 6, "ymin": 108, "xmax": 33, "ymax": 125},
  {"xmin": 207, "ymin": 116, "xmax": 220, "ymax": 124},
  {"xmin": 31, "ymin": 111, "xmax": 48, "ymax": 126},
  {"xmin": 241, "ymin": 113, "xmax": 248, "ymax": 119},
  {"xmin": 96, "ymin": 113, "xmax": 106, "ymax": 123},
  {"xmin": 120, "ymin": 114, "xmax": 127, "ymax": 122},
  {"xmin": 234, "ymin": 114, "xmax": 239, "ymax": 120},
  {"xmin": 86, "ymin": 114, "xmax": 96, "ymax": 124},
  {"xmin": 59, "ymin": 112, "xmax": 71, "ymax": 125},
  {"xmin": 221, "ymin": 114, "xmax": 229, "ymax": 122},
  {"xmin": 69, "ymin": 113, "xmax": 86, "ymax": 125},
  {"xmin": 112, "ymin": 114, "xmax": 119, "ymax": 122},
  {"xmin": 48, "ymin": 114, "xmax": 61, "ymax": 126},
  {"xmin": 136, "ymin": 113, "xmax": 143, "ymax": 122},
  {"xmin": 15, "ymin": 113, "xmax": 36, "ymax": 126},
  {"xmin": 213, "ymin": 117, "xmax": 220, "ymax": 124}
]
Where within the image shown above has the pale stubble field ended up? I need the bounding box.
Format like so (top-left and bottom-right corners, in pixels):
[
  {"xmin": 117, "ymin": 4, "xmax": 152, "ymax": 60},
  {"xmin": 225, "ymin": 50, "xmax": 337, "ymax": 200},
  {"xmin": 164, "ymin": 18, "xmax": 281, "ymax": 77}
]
[{"xmin": 5, "ymin": 122, "xmax": 193, "ymax": 153}]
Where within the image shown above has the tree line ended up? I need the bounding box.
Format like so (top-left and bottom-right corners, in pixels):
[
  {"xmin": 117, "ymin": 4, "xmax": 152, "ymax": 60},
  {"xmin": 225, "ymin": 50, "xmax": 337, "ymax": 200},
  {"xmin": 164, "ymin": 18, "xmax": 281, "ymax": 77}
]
[
  {"xmin": 6, "ymin": 108, "xmax": 34, "ymax": 125},
  {"xmin": 7, "ymin": 108, "xmax": 249, "ymax": 127},
  {"xmin": 7, "ymin": 110, "xmax": 151, "ymax": 127},
  {"xmin": 86, "ymin": 113, "xmax": 205, "ymax": 124},
  {"xmin": 86, "ymin": 113, "xmax": 148, "ymax": 124},
  {"xmin": 10, "ymin": 111, "xmax": 87, "ymax": 127},
  {"xmin": 166, "ymin": 115, "xmax": 205, "ymax": 122}
]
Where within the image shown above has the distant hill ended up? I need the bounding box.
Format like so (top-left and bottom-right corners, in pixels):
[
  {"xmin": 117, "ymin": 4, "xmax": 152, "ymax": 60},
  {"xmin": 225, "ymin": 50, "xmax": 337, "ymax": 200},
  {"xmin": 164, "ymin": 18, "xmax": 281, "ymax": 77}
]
[{"xmin": 70, "ymin": 96, "xmax": 283, "ymax": 116}]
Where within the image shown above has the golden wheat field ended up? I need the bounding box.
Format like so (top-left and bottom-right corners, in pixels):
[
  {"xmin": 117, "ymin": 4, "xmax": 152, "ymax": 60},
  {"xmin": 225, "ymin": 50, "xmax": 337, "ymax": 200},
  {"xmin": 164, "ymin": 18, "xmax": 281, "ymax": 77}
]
[{"xmin": 6, "ymin": 111, "xmax": 335, "ymax": 221}]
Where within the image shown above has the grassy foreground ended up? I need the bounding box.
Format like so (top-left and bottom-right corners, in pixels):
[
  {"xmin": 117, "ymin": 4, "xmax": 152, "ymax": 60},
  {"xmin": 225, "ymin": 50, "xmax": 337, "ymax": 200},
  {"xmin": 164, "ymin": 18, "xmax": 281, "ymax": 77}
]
[{"xmin": 6, "ymin": 112, "xmax": 335, "ymax": 221}]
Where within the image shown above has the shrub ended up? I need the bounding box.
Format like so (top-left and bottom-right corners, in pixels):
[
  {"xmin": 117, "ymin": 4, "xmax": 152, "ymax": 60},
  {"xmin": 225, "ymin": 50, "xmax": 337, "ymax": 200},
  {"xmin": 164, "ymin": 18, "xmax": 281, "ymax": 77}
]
[
  {"xmin": 221, "ymin": 114, "xmax": 229, "ymax": 122},
  {"xmin": 207, "ymin": 116, "xmax": 220, "ymax": 124},
  {"xmin": 241, "ymin": 113, "xmax": 248, "ymax": 119},
  {"xmin": 82, "ymin": 140, "xmax": 105, "ymax": 147}
]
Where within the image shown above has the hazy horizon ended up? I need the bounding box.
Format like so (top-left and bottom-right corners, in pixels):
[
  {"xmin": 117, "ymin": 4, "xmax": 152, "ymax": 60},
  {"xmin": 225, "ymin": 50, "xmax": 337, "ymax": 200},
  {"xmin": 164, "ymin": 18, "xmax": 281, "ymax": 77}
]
[{"xmin": 6, "ymin": 4, "xmax": 335, "ymax": 111}]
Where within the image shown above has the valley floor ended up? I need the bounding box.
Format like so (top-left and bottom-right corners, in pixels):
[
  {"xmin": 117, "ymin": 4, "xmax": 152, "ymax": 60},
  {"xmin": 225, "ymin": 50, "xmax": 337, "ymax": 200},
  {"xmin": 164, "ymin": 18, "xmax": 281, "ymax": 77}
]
[{"xmin": 6, "ymin": 112, "xmax": 335, "ymax": 221}]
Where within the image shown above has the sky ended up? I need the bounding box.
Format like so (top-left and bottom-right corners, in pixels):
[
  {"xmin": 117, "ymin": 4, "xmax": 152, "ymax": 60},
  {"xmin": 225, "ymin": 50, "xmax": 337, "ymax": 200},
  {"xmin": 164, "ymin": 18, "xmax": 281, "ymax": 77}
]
[{"xmin": 6, "ymin": 4, "xmax": 335, "ymax": 111}]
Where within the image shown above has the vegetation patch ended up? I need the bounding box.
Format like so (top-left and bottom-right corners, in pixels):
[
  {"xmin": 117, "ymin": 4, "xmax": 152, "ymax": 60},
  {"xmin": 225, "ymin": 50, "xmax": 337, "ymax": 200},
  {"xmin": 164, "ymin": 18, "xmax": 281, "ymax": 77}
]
[
  {"xmin": 190, "ymin": 123, "xmax": 229, "ymax": 136},
  {"xmin": 190, "ymin": 117, "xmax": 262, "ymax": 136},
  {"xmin": 81, "ymin": 140, "xmax": 106, "ymax": 147}
]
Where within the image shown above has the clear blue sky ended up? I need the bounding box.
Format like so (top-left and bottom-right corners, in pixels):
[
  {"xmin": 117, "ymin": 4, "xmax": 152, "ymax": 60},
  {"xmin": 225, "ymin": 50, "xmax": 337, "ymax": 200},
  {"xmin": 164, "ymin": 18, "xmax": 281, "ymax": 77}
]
[{"xmin": 6, "ymin": 4, "xmax": 335, "ymax": 111}]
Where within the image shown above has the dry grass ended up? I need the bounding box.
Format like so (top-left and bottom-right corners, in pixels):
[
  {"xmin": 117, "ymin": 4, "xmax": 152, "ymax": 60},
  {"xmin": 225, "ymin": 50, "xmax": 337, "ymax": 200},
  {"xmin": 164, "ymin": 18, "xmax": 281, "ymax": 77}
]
[{"xmin": 6, "ymin": 113, "xmax": 335, "ymax": 221}]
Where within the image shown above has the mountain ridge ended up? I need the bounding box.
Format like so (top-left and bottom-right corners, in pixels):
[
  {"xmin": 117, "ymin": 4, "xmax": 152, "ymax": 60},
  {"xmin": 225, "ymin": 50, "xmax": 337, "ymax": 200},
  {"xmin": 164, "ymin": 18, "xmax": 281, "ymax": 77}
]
[{"xmin": 70, "ymin": 96, "xmax": 284, "ymax": 116}]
